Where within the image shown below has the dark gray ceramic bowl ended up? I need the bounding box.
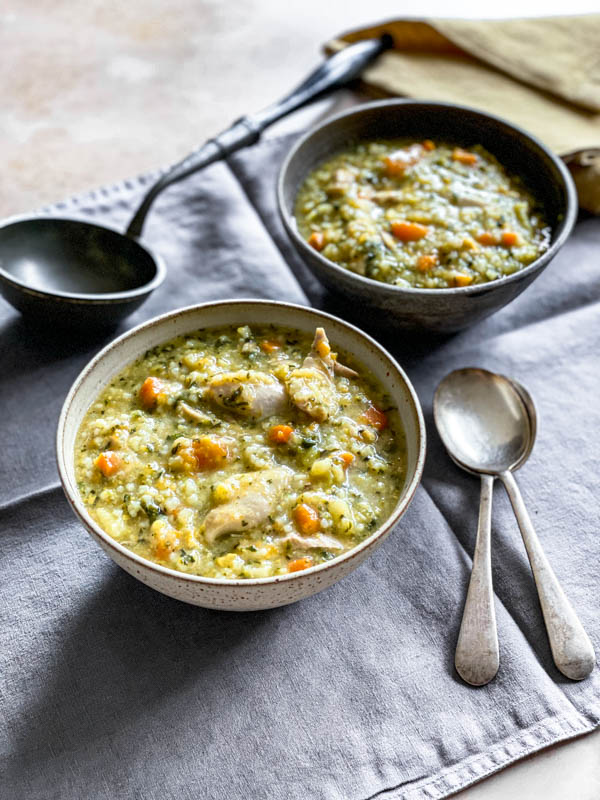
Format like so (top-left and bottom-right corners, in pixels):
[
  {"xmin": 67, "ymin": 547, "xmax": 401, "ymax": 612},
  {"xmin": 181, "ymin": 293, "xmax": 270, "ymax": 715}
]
[
  {"xmin": 0, "ymin": 216, "xmax": 166, "ymax": 329},
  {"xmin": 278, "ymin": 100, "xmax": 577, "ymax": 332}
]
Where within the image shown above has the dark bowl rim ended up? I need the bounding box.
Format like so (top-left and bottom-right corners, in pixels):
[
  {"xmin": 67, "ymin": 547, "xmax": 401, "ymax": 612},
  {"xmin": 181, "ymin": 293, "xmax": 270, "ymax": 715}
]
[
  {"xmin": 277, "ymin": 98, "xmax": 578, "ymax": 297},
  {"xmin": 0, "ymin": 214, "xmax": 167, "ymax": 304}
]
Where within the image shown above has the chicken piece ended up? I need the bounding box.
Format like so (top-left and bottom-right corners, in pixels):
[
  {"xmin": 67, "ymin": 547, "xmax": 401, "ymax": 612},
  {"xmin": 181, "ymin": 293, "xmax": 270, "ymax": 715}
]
[
  {"xmin": 450, "ymin": 183, "xmax": 494, "ymax": 208},
  {"xmin": 207, "ymin": 370, "xmax": 287, "ymax": 419},
  {"xmin": 178, "ymin": 401, "xmax": 215, "ymax": 425},
  {"xmin": 286, "ymin": 328, "xmax": 358, "ymax": 422},
  {"xmin": 281, "ymin": 531, "xmax": 344, "ymax": 551},
  {"xmin": 371, "ymin": 190, "xmax": 405, "ymax": 204},
  {"xmin": 203, "ymin": 468, "xmax": 291, "ymax": 544},
  {"xmin": 380, "ymin": 231, "xmax": 398, "ymax": 253},
  {"xmin": 326, "ymin": 168, "xmax": 354, "ymax": 197}
]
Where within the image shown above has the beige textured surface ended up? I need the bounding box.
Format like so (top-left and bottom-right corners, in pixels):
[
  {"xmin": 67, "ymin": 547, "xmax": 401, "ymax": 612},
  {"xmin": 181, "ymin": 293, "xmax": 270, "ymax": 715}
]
[
  {"xmin": 1, "ymin": 1, "xmax": 598, "ymax": 797},
  {"xmin": 0, "ymin": 0, "xmax": 400, "ymax": 216}
]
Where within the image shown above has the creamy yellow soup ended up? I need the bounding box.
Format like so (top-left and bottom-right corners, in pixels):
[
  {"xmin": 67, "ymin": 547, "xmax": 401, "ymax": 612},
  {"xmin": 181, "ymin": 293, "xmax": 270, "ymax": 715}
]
[
  {"xmin": 75, "ymin": 325, "xmax": 406, "ymax": 579},
  {"xmin": 295, "ymin": 139, "xmax": 550, "ymax": 289}
]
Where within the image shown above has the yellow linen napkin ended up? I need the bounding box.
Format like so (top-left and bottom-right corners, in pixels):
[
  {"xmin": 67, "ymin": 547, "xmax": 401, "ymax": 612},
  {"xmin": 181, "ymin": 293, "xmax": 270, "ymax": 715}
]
[{"xmin": 327, "ymin": 16, "xmax": 600, "ymax": 212}]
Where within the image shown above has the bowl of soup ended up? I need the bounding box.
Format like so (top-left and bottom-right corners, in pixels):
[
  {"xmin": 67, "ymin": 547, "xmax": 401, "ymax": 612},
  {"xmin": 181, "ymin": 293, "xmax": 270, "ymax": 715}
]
[
  {"xmin": 57, "ymin": 300, "xmax": 425, "ymax": 610},
  {"xmin": 278, "ymin": 100, "xmax": 577, "ymax": 332}
]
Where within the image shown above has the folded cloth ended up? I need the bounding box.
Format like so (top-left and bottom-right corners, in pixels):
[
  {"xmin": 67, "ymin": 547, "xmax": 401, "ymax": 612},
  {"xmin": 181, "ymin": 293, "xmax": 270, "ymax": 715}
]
[
  {"xmin": 327, "ymin": 15, "xmax": 600, "ymax": 212},
  {"xmin": 0, "ymin": 131, "xmax": 599, "ymax": 800}
]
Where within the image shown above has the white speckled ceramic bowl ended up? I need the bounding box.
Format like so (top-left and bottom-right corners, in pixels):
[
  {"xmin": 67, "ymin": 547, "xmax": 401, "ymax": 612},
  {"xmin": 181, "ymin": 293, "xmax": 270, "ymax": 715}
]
[{"xmin": 57, "ymin": 300, "xmax": 426, "ymax": 611}]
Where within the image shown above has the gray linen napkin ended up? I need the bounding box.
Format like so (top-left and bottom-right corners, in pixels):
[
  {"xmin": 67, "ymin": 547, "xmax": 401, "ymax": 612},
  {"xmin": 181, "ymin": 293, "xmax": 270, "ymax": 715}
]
[{"xmin": 0, "ymin": 131, "xmax": 599, "ymax": 800}]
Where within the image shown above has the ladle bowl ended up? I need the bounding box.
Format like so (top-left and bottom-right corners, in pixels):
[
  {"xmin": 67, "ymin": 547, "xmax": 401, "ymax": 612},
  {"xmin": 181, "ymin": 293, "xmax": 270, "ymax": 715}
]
[{"xmin": 0, "ymin": 217, "xmax": 166, "ymax": 328}]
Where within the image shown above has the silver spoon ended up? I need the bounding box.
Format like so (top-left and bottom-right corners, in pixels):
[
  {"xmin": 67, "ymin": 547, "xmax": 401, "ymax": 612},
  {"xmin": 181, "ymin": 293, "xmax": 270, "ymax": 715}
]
[
  {"xmin": 434, "ymin": 373, "xmax": 535, "ymax": 685},
  {"xmin": 435, "ymin": 368, "xmax": 595, "ymax": 683}
]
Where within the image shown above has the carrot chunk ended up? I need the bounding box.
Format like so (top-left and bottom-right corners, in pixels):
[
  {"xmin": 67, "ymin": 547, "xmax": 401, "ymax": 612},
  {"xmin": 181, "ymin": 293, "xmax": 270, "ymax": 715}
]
[
  {"xmin": 308, "ymin": 231, "xmax": 325, "ymax": 251},
  {"xmin": 383, "ymin": 144, "xmax": 423, "ymax": 177},
  {"xmin": 360, "ymin": 405, "xmax": 388, "ymax": 431},
  {"xmin": 337, "ymin": 452, "xmax": 355, "ymax": 468},
  {"xmin": 417, "ymin": 253, "xmax": 438, "ymax": 272},
  {"xmin": 422, "ymin": 139, "xmax": 435, "ymax": 151},
  {"xmin": 150, "ymin": 521, "xmax": 179, "ymax": 561},
  {"xmin": 453, "ymin": 274, "xmax": 474, "ymax": 287},
  {"xmin": 476, "ymin": 232, "xmax": 498, "ymax": 246},
  {"xmin": 260, "ymin": 339, "xmax": 281, "ymax": 353},
  {"xmin": 95, "ymin": 451, "xmax": 122, "ymax": 477},
  {"xmin": 293, "ymin": 503, "xmax": 320, "ymax": 535},
  {"xmin": 501, "ymin": 230, "xmax": 519, "ymax": 247},
  {"xmin": 288, "ymin": 557, "xmax": 313, "ymax": 573},
  {"xmin": 192, "ymin": 437, "xmax": 231, "ymax": 470},
  {"xmin": 268, "ymin": 424, "xmax": 294, "ymax": 444},
  {"xmin": 452, "ymin": 148, "xmax": 478, "ymax": 166},
  {"xmin": 391, "ymin": 221, "xmax": 429, "ymax": 242},
  {"xmin": 139, "ymin": 376, "xmax": 165, "ymax": 410}
]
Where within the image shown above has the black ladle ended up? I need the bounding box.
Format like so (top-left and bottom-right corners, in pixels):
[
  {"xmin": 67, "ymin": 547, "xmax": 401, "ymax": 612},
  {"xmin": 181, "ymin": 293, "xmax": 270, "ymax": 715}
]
[{"xmin": 0, "ymin": 36, "xmax": 392, "ymax": 328}]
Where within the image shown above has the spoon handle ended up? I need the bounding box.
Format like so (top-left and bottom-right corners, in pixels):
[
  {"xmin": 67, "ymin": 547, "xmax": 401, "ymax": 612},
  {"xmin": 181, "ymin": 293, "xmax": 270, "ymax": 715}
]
[
  {"xmin": 455, "ymin": 473, "xmax": 499, "ymax": 686},
  {"xmin": 500, "ymin": 470, "xmax": 595, "ymax": 680},
  {"xmin": 126, "ymin": 36, "xmax": 391, "ymax": 238}
]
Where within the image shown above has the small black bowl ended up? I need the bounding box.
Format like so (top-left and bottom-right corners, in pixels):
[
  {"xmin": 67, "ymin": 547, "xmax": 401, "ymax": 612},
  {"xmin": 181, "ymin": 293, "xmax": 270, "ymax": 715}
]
[
  {"xmin": 0, "ymin": 216, "xmax": 166, "ymax": 329},
  {"xmin": 278, "ymin": 100, "xmax": 577, "ymax": 332}
]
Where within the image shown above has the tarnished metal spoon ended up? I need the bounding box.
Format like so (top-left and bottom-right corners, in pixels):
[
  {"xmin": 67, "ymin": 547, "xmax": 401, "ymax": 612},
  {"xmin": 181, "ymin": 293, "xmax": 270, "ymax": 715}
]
[{"xmin": 435, "ymin": 368, "xmax": 595, "ymax": 684}]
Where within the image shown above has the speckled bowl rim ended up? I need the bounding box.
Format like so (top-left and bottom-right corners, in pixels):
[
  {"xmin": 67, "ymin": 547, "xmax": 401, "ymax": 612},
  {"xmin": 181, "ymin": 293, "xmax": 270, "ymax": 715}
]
[
  {"xmin": 56, "ymin": 299, "xmax": 426, "ymax": 589},
  {"xmin": 0, "ymin": 214, "xmax": 167, "ymax": 303},
  {"xmin": 277, "ymin": 98, "xmax": 578, "ymax": 297}
]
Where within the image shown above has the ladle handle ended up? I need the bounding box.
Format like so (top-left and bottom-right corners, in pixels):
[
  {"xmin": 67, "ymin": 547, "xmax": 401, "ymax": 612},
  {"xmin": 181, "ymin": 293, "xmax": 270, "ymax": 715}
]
[
  {"xmin": 126, "ymin": 35, "xmax": 392, "ymax": 238},
  {"xmin": 500, "ymin": 470, "xmax": 595, "ymax": 680},
  {"xmin": 455, "ymin": 474, "xmax": 499, "ymax": 686}
]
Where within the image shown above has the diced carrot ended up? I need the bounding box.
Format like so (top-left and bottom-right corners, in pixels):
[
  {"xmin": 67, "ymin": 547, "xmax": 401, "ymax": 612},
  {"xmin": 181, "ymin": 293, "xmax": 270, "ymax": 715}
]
[
  {"xmin": 268, "ymin": 424, "xmax": 294, "ymax": 444},
  {"xmin": 383, "ymin": 144, "xmax": 423, "ymax": 177},
  {"xmin": 139, "ymin": 376, "xmax": 165, "ymax": 410},
  {"xmin": 422, "ymin": 139, "xmax": 435, "ymax": 151},
  {"xmin": 95, "ymin": 451, "xmax": 122, "ymax": 477},
  {"xmin": 260, "ymin": 339, "xmax": 281, "ymax": 353},
  {"xmin": 316, "ymin": 338, "xmax": 330, "ymax": 359},
  {"xmin": 452, "ymin": 148, "xmax": 478, "ymax": 166},
  {"xmin": 391, "ymin": 221, "xmax": 429, "ymax": 242},
  {"xmin": 360, "ymin": 405, "xmax": 388, "ymax": 431},
  {"xmin": 308, "ymin": 231, "xmax": 325, "ymax": 251},
  {"xmin": 501, "ymin": 230, "xmax": 519, "ymax": 247},
  {"xmin": 288, "ymin": 557, "xmax": 313, "ymax": 573},
  {"xmin": 453, "ymin": 274, "xmax": 474, "ymax": 287},
  {"xmin": 417, "ymin": 253, "xmax": 438, "ymax": 272},
  {"xmin": 477, "ymin": 232, "xmax": 498, "ymax": 246},
  {"xmin": 150, "ymin": 522, "xmax": 179, "ymax": 561},
  {"xmin": 192, "ymin": 437, "xmax": 231, "ymax": 470},
  {"xmin": 293, "ymin": 503, "xmax": 320, "ymax": 535},
  {"xmin": 337, "ymin": 452, "xmax": 355, "ymax": 468}
]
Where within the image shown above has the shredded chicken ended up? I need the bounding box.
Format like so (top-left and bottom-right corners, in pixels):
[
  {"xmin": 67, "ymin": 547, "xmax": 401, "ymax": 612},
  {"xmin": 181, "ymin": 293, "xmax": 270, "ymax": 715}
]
[
  {"xmin": 207, "ymin": 370, "xmax": 287, "ymax": 419},
  {"xmin": 203, "ymin": 468, "xmax": 291, "ymax": 544},
  {"xmin": 286, "ymin": 328, "xmax": 357, "ymax": 421},
  {"xmin": 178, "ymin": 401, "xmax": 215, "ymax": 425},
  {"xmin": 281, "ymin": 531, "xmax": 344, "ymax": 551},
  {"xmin": 450, "ymin": 183, "xmax": 494, "ymax": 208}
]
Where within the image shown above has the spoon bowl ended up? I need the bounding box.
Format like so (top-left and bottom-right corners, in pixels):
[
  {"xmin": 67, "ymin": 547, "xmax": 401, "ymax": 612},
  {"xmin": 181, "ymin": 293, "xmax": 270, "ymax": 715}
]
[{"xmin": 434, "ymin": 368, "xmax": 531, "ymax": 475}]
